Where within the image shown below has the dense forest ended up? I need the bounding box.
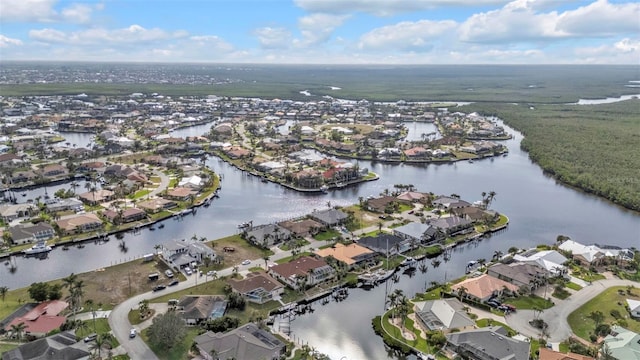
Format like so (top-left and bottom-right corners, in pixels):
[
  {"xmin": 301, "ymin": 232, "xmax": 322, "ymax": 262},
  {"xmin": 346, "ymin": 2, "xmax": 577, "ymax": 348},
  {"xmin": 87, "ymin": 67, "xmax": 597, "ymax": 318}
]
[{"xmin": 461, "ymin": 100, "xmax": 640, "ymax": 212}]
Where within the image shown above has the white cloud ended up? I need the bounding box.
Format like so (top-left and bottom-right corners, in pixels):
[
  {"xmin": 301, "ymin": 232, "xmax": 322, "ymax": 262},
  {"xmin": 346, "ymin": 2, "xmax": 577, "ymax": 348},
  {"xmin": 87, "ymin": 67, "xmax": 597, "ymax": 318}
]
[
  {"xmin": 573, "ymin": 38, "xmax": 640, "ymax": 64},
  {"xmin": 253, "ymin": 27, "xmax": 292, "ymax": 49},
  {"xmin": 0, "ymin": 35, "xmax": 23, "ymax": 47},
  {"xmin": 294, "ymin": 0, "xmax": 511, "ymax": 16},
  {"xmin": 0, "ymin": 0, "xmax": 100, "ymax": 23},
  {"xmin": 29, "ymin": 25, "xmax": 188, "ymax": 45},
  {"xmin": 295, "ymin": 13, "xmax": 349, "ymax": 47},
  {"xmin": 358, "ymin": 20, "xmax": 457, "ymax": 51},
  {"xmin": 459, "ymin": 0, "xmax": 640, "ymax": 43}
]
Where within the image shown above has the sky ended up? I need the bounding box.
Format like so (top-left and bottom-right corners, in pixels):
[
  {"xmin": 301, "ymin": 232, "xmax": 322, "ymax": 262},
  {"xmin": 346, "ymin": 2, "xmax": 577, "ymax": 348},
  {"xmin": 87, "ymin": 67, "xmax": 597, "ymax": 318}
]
[{"xmin": 0, "ymin": 0, "xmax": 639, "ymax": 64}]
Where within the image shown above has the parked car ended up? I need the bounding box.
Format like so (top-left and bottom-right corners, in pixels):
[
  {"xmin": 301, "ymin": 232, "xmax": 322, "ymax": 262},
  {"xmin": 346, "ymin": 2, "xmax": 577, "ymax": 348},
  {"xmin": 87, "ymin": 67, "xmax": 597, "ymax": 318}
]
[
  {"xmin": 165, "ymin": 269, "xmax": 174, "ymax": 278},
  {"xmin": 83, "ymin": 333, "xmax": 97, "ymax": 343},
  {"xmin": 168, "ymin": 279, "xmax": 179, "ymax": 287},
  {"xmin": 152, "ymin": 285, "xmax": 166, "ymax": 292},
  {"xmin": 206, "ymin": 270, "xmax": 217, "ymax": 277},
  {"xmin": 241, "ymin": 259, "xmax": 251, "ymax": 265},
  {"xmin": 184, "ymin": 267, "xmax": 192, "ymax": 275},
  {"xmin": 129, "ymin": 329, "xmax": 136, "ymax": 338}
]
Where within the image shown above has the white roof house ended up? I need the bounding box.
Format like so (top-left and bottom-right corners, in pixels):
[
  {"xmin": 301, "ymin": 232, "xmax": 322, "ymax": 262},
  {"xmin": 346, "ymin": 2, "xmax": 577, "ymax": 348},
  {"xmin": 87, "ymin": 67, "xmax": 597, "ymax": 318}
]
[
  {"xmin": 179, "ymin": 175, "xmax": 204, "ymax": 188},
  {"xmin": 627, "ymin": 299, "xmax": 640, "ymax": 318},
  {"xmin": 514, "ymin": 250, "xmax": 567, "ymax": 276}
]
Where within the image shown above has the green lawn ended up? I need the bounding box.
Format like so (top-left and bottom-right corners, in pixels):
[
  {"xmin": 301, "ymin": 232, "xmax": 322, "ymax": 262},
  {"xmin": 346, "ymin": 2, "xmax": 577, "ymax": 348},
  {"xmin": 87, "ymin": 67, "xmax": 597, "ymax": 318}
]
[
  {"xmin": 276, "ymin": 252, "xmax": 313, "ymax": 264},
  {"xmin": 128, "ymin": 189, "xmax": 151, "ymax": 200},
  {"xmin": 313, "ymin": 229, "xmax": 340, "ymax": 241},
  {"xmin": 565, "ymin": 282, "xmax": 583, "ymax": 291},
  {"xmin": 504, "ymin": 295, "xmax": 554, "ymax": 310},
  {"xmin": 568, "ymin": 286, "xmax": 640, "ymax": 340},
  {"xmin": 475, "ymin": 318, "xmax": 516, "ymax": 336},
  {"xmin": 145, "ymin": 327, "xmax": 201, "ymax": 360},
  {"xmin": 0, "ymin": 343, "xmax": 19, "ymax": 354}
]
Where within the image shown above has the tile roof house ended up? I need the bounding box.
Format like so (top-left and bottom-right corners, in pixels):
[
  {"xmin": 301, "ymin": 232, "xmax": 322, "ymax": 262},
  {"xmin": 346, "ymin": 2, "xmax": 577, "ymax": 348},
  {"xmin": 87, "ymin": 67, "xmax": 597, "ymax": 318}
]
[
  {"xmin": 308, "ymin": 208, "xmax": 349, "ymax": 226},
  {"xmin": 451, "ymin": 274, "xmax": 519, "ymax": 302},
  {"xmin": 0, "ymin": 203, "xmax": 37, "ymax": 222},
  {"xmin": 102, "ymin": 207, "xmax": 147, "ymax": 224},
  {"xmin": 268, "ymin": 256, "xmax": 335, "ymax": 290},
  {"xmin": 445, "ymin": 326, "xmax": 530, "ymax": 360},
  {"xmin": 414, "ymin": 298, "xmax": 475, "ymax": 333},
  {"xmin": 277, "ymin": 218, "xmax": 323, "ymax": 237},
  {"xmin": 78, "ymin": 189, "xmax": 115, "ymax": 205},
  {"xmin": 244, "ymin": 224, "xmax": 292, "ymax": 248},
  {"xmin": 8, "ymin": 223, "xmax": 55, "ymax": 245},
  {"xmin": 314, "ymin": 243, "xmax": 375, "ymax": 267},
  {"xmin": 228, "ymin": 272, "xmax": 284, "ymax": 304},
  {"xmin": 45, "ymin": 198, "xmax": 84, "ymax": 213},
  {"xmin": 1, "ymin": 330, "xmax": 90, "ymax": 360},
  {"xmin": 161, "ymin": 238, "xmax": 216, "ymax": 269},
  {"xmin": 393, "ymin": 222, "xmax": 435, "ymax": 245},
  {"xmin": 396, "ymin": 191, "xmax": 431, "ymax": 204},
  {"xmin": 55, "ymin": 213, "xmax": 103, "ymax": 235},
  {"xmin": 538, "ymin": 348, "xmax": 594, "ymax": 360},
  {"xmin": 627, "ymin": 299, "xmax": 640, "ymax": 318},
  {"xmin": 194, "ymin": 323, "xmax": 285, "ymax": 360},
  {"xmin": 487, "ymin": 263, "xmax": 546, "ymax": 291},
  {"xmin": 427, "ymin": 216, "xmax": 474, "ymax": 236},
  {"xmin": 40, "ymin": 164, "xmax": 68, "ymax": 178},
  {"xmin": 602, "ymin": 325, "xmax": 640, "ymax": 360},
  {"xmin": 558, "ymin": 239, "xmax": 634, "ymax": 266},
  {"xmin": 432, "ymin": 196, "xmax": 471, "ymax": 209},
  {"xmin": 177, "ymin": 296, "xmax": 227, "ymax": 325},
  {"xmin": 4, "ymin": 300, "xmax": 69, "ymax": 337},
  {"xmin": 365, "ymin": 196, "xmax": 397, "ymax": 213},
  {"xmin": 514, "ymin": 249, "xmax": 568, "ymax": 277},
  {"xmin": 357, "ymin": 233, "xmax": 409, "ymax": 256},
  {"xmin": 165, "ymin": 187, "xmax": 197, "ymax": 201},
  {"xmin": 137, "ymin": 198, "xmax": 177, "ymax": 213}
]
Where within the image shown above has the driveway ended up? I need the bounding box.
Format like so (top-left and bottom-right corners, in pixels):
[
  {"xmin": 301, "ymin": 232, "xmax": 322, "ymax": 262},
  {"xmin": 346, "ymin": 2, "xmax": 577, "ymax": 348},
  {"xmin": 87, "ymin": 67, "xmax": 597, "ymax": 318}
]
[{"xmin": 504, "ymin": 278, "xmax": 638, "ymax": 342}]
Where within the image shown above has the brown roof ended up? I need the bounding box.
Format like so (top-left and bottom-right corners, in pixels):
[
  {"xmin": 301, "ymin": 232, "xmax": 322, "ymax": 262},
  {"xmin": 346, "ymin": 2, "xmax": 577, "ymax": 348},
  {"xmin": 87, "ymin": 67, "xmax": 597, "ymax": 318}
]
[
  {"xmin": 56, "ymin": 213, "xmax": 102, "ymax": 231},
  {"xmin": 314, "ymin": 243, "xmax": 373, "ymax": 265},
  {"xmin": 270, "ymin": 256, "xmax": 329, "ymax": 279},
  {"xmin": 5, "ymin": 300, "xmax": 68, "ymax": 334},
  {"xmin": 278, "ymin": 218, "xmax": 323, "ymax": 236},
  {"xmin": 166, "ymin": 187, "xmax": 196, "ymax": 198},
  {"xmin": 229, "ymin": 272, "xmax": 283, "ymax": 294},
  {"xmin": 451, "ymin": 274, "xmax": 519, "ymax": 299},
  {"xmin": 539, "ymin": 348, "xmax": 594, "ymax": 360}
]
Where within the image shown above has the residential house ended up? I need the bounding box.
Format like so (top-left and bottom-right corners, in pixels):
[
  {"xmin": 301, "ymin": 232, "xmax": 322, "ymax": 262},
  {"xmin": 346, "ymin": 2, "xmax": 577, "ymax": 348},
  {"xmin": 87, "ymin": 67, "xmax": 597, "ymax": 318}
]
[
  {"xmin": 178, "ymin": 175, "xmax": 204, "ymax": 189},
  {"xmin": 427, "ymin": 216, "xmax": 474, "ymax": 236},
  {"xmin": 558, "ymin": 239, "xmax": 633, "ymax": 266},
  {"xmin": 432, "ymin": 196, "xmax": 471, "ymax": 210},
  {"xmin": 451, "ymin": 274, "xmax": 519, "ymax": 302},
  {"xmin": 364, "ymin": 196, "xmax": 397, "ymax": 213},
  {"xmin": 137, "ymin": 198, "xmax": 177, "ymax": 213},
  {"xmin": 160, "ymin": 238, "xmax": 216, "ymax": 270},
  {"xmin": 314, "ymin": 243, "xmax": 375, "ymax": 268},
  {"xmin": 308, "ymin": 208, "xmax": 349, "ymax": 227},
  {"xmin": 0, "ymin": 203, "xmax": 37, "ymax": 222},
  {"xmin": 228, "ymin": 272, "xmax": 284, "ymax": 304},
  {"xmin": 414, "ymin": 298, "xmax": 475, "ymax": 333},
  {"xmin": 404, "ymin": 146, "xmax": 430, "ymax": 159},
  {"xmin": 76, "ymin": 161, "xmax": 105, "ymax": 173},
  {"xmin": 1, "ymin": 331, "xmax": 90, "ymax": 360},
  {"xmin": 39, "ymin": 164, "xmax": 68, "ymax": 178},
  {"xmin": 396, "ymin": 191, "xmax": 431, "ymax": 205},
  {"xmin": 277, "ymin": 218, "xmax": 323, "ymax": 237},
  {"xmin": 452, "ymin": 206, "xmax": 497, "ymax": 223},
  {"xmin": 177, "ymin": 296, "xmax": 227, "ymax": 325},
  {"xmin": 289, "ymin": 169, "xmax": 323, "ymax": 189},
  {"xmin": 357, "ymin": 233, "xmax": 409, "ymax": 256},
  {"xmin": 56, "ymin": 213, "xmax": 103, "ymax": 235},
  {"xmin": 627, "ymin": 299, "xmax": 640, "ymax": 318},
  {"xmin": 102, "ymin": 207, "xmax": 146, "ymax": 224},
  {"xmin": 10, "ymin": 170, "xmax": 38, "ymax": 184},
  {"xmin": 165, "ymin": 187, "xmax": 197, "ymax": 201},
  {"xmin": 393, "ymin": 222, "xmax": 435, "ymax": 245},
  {"xmin": 538, "ymin": 348, "xmax": 594, "ymax": 360},
  {"xmin": 602, "ymin": 325, "xmax": 640, "ymax": 360},
  {"xmin": 268, "ymin": 256, "xmax": 335, "ymax": 290},
  {"xmin": 4, "ymin": 300, "xmax": 69, "ymax": 337},
  {"xmin": 444, "ymin": 326, "xmax": 530, "ymax": 360},
  {"xmin": 78, "ymin": 189, "xmax": 114, "ymax": 205},
  {"xmin": 487, "ymin": 263, "xmax": 546, "ymax": 292},
  {"xmin": 194, "ymin": 323, "xmax": 285, "ymax": 360},
  {"xmin": 244, "ymin": 224, "xmax": 291, "ymax": 247},
  {"xmin": 8, "ymin": 223, "xmax": 55, "ymax": 245},
  {"xmin": 224, "ymin": 146, "xmax": 250, "ymax": 159},
  {"xmin": 0, "ymin": 153, "xmax": 25, "ymax": 168},
  {"xmin": 45, "ymin": 198, "xmax": 84, "ymax": 213},
  {"xmin": 513, "ymin": 249, "xmax": 568, "ymax": 277}
]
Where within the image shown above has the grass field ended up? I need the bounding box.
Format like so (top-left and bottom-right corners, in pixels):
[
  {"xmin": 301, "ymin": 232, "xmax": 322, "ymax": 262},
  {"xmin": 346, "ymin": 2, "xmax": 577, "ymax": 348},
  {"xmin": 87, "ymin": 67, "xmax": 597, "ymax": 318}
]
[
  {"xmin": 568, "ymin": 286, "xmax": 640, "ymax": 340},
  {"xmin": 504, "ymin": 295, "xmax": 554, "ymax": 310}
]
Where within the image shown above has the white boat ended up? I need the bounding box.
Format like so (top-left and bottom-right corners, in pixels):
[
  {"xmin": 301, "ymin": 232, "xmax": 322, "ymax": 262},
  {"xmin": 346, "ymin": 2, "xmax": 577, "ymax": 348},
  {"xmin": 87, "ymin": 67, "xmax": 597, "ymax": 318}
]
[
  {"xmin": 400, "ymin": 257, "xmax": 417, "ymax": 268},
  {"xmin": 374, "ymin": 269, "xmax": 395, "ymax": 283},
  {"xmin": 320, "ymin": 185, "xmax": 329, "ymax": 193},
  {"xmin": 23, "ymin": 241, "xmax": 52, "ymax": 255}
]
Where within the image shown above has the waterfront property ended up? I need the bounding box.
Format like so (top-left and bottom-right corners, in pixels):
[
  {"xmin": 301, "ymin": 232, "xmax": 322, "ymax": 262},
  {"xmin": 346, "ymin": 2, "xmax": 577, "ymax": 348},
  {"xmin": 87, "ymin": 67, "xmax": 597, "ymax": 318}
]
[
  {"xmin": 160, "ymin": 238, "xmax": 216, "ymax": 270},
  {"xmin": 413, "ymin": 298, "xmax": 475, "ymax": 333},
  {"xmin": 357, "ymin": 233, "xmax": 408, "ymax": 256},
  {"xmin": 55, "ymin": 213, "xmax": 103, "ymax": 235},
  {"xmin": 268, "ymin": 256, "xmax": 335, "ymax": 290},
  {"xmin": 194, "ymin": 323, "xmax": 285, "ymax": 360},
  {"xmin": 308, "ymin": 208, "xmax": 349, "ymax": 227},
  {"xmin": 8, "ymin": 222, "xmax": 55, "ymax": 245},
  {"xmin": 513, "ymin": 249, "xmax": 568, "ymax": 277},
  {"xmin": 487, "ymin": 263, "xmax": 546, "ymax": 292},
  {"xmin": 314, "ymin": 243, "xmax": 375, "ymax": 269},
  {"xmin": 228, "ymin": 271, "xmax": 284, "ymax": 304},
  {"xmin": 3, "ymin": 300, "xmax": 69, "ymax": 337},
  {"xmin": 243, "ymin": 224, "xmax": 292, "ymax": 247},
  {"xmin": 558, "ymin": 239, "xmax": 634, "ymax": 266},
  {"xmin": 451, "ymin": 274, "xmax": 519, "ymax": 302},
  {"xmin": 444, "ymin": 326, "xmax": 530, "ymax": 360}
]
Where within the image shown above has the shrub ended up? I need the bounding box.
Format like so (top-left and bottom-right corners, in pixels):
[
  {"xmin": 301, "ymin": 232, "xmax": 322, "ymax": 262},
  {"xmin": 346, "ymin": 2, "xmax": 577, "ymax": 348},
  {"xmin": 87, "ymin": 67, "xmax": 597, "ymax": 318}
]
[
  {"xmin": 610, "ymin": 309, "xmax": 622, "ymax": 319},
  {"xmin": 589, "ymin": 334, "xmax": 597, "ymax": 343},
  {"xmin": 595, "ymin": 324, "xmax": 611, "ymax": 336}
]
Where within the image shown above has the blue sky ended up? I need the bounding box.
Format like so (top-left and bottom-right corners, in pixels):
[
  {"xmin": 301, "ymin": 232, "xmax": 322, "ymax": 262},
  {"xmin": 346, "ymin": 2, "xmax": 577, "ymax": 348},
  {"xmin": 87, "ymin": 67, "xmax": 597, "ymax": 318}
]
[{"xmin": 1, "ymin": 0, "xmax": 638, "ymax": 64}]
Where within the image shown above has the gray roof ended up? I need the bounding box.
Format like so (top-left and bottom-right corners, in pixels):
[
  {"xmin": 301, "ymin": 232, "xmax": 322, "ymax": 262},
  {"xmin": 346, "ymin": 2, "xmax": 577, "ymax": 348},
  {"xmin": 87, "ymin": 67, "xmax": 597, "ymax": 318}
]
[
  {"xmin": 357, "ymin": 234, "xmax": 405, "ymax": 254},
  {"xmin": 446, "ymin": 326, "xmax": 530, "ymax": 360},
  {"xmin": 428, "ymin": 216, "xmax": 472, "ymax": 230},
  {"xmin": 2, "ymin": 331, "xmax": 90, "ymax": 360},
  {"xmin": 9, "ymin": 222, "xmax": 54, "ymax": 242},
  {"xmin": 393, "ymin": 222, "xmax": 432, "ymax": 240},
  {"xmin": 414, "ymin": 298, "xmax": 475, "ymax": 331},
  {"xmin": 195, "ymin": 323, "xmax": 285, "ymax": 360},
  {"xmin": 309, "ymin": 208, "xmax": 348, "ymax": 225}
]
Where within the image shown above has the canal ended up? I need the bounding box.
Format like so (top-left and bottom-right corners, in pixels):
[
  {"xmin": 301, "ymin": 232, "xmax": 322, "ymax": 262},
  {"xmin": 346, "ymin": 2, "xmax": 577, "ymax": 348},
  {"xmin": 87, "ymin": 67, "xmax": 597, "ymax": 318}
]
[{"xmin": 1, "ymin": 117, "xmax": 638, "ymax": 359}]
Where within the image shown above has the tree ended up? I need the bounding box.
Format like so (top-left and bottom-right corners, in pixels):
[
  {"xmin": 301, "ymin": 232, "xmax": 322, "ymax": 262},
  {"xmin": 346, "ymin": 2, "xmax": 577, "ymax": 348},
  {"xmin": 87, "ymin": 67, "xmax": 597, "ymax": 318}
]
[
  {"xmin": 28, "ymin": 282, "xmax": 50, "ymax": 302},
  {"xmin": 139, "ymin": 299, "xmax": 150, "ymax": 319},
  {"xmin": 0, "ymin": 286, "xmax": 8, "ymax": 302},
  {"xmin": 588, "ymin": 310, "xmax": 605, "ymax": 329},
  {"xmin": 48, "ymin": 284, "xmax": 63, "ymax": 300},
  {"xmin": 492, "ymin": 250, "xmax": 503, "ymax": 261},
  {"xmin": 147, "ymin": 311, "xmax": 187, "ymax": 350},
  {"xmin": 10, "ymin": 322, "xmax": 27, "ymax": 342}
]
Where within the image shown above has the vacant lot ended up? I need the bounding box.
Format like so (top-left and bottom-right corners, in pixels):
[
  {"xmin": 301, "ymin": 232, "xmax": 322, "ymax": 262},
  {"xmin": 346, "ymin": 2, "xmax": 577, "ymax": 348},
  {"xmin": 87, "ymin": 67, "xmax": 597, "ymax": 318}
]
[{"xmin": 208, "ymin": 234, "xmax": 273, "ymax": 271}]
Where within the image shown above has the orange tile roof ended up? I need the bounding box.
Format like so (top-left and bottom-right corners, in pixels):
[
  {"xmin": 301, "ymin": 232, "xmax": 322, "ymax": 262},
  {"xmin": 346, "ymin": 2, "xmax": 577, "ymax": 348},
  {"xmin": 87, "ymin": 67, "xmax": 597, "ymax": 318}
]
[
  {"xmin": 315, "ymin": 243, "xmax": 373, "ymax": 265},
  {"xmin": 451, "ymin": 274, "xmax": 519, "ymax": 299}
]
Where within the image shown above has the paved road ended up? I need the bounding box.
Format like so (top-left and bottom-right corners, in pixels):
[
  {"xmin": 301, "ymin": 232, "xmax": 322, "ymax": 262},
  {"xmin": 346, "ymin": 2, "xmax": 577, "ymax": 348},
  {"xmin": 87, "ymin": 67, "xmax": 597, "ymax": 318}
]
[
  {"xmin": 147, "ymin": 169, "xmax": 170, "ymax": 198},
  {"xmin": 505, "ymin": 278, "xmax": 638, "ymax": 342}
]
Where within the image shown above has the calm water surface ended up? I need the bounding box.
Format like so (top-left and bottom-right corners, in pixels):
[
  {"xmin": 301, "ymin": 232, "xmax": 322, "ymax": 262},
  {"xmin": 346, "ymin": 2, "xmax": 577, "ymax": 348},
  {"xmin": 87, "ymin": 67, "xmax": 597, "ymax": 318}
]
[{"xmin": 1, "ymin": 119, "xmax": 638, "ymax": 360}]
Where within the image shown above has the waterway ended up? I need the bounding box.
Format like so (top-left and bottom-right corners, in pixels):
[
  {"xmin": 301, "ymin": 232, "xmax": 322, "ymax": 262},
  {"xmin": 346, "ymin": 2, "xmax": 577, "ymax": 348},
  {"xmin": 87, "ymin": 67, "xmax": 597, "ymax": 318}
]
[{"xmin": 1, "ymin": 110, "xmax": 638, "ymax": 359}]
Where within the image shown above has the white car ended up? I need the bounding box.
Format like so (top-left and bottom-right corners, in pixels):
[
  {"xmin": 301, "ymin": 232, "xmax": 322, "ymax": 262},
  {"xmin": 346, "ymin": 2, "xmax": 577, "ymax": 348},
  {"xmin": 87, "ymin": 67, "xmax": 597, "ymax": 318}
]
[
  {"xmin": 206, "ymin": 270, "xmax": 217, "ymax": 277},
  {"xmin": 165, "ymin": 270, "xmax": 174, "ymax": 278},
  {"xmin": 129, "ymin": 329, "xmax": 136, "ymax": 338},
  {"xmin": 184, "ymin": 267, "xmax": 192, "ymax": 275},
  {"xmin": 241, "ymin": 259, "xmax": 251, "ymax": 266}
]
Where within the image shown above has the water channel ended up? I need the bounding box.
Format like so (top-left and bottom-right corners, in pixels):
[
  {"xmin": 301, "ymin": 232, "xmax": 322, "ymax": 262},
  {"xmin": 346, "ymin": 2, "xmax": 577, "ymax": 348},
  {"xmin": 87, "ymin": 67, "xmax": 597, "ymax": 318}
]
[{"xmin": 1, "ymin": 113, "xmax": 638, "ymax": 359}]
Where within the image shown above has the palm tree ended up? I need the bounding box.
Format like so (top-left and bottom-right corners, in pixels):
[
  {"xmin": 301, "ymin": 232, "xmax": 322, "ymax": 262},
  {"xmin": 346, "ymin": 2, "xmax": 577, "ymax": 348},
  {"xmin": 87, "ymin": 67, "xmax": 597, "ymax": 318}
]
[
  {"xmin": 85, "ymin": 299, "xmax": 97, "ymax": 333},
  {"xmin": 62, "ymin": 273, "xmax": 78, "ymax": 290},
  {"xmin": 492, "ymin": 250, "xmax": 503, "ymax": 262},
  {"xmin": 457, "ymin": 286, "xmax": 468, "ymax": 300},
  {"xmin": 0, "ymin": 286, "xmax": 8, "ymax": 302},
  {"xmin": 10, "ymin": 322, "xmax": 27, "ymax": 342},
  {"xmin": 263, "ymin": 255, "xmax": 270, "ymax": 269},
  {"xmin": 139, "ymin": 299, "xmax": 150, "ymax": 319}
]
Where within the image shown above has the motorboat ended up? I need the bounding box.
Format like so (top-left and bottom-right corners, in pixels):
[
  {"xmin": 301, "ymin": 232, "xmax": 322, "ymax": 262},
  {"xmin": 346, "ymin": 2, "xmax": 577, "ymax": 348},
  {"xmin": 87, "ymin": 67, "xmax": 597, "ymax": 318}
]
[
  {"xmin": 23, "ymin": 241, "xmax": 52, "ymax": 255},
  {"xmin": 320, "ymin": 185, "xmax": 329, "ymax": 193},
  {"xmin": 400, "ymin": 257, "xmax": 417, "ymax": 268}
]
